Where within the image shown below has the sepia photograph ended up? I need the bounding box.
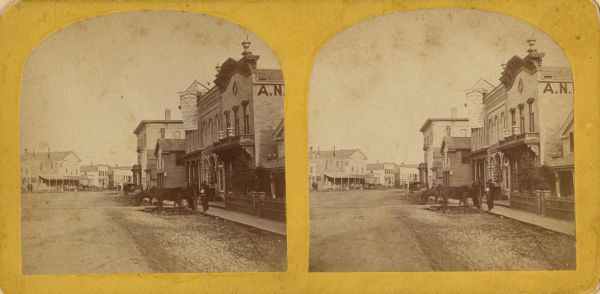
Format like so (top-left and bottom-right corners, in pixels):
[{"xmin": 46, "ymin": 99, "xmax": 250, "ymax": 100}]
[
  {"xmin": 308, "ymin": 8, "xmax": 575, "ymax": 272},
  {"xmin": 20, "ymin": 11, "xmax": 286, "ymax": 274}
]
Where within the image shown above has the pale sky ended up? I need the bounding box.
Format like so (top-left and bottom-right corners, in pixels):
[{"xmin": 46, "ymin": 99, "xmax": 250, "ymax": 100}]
[
  {"xmin": 308, "ymin": 8, "xmax": 569, "ymax": 165},
  {"xmin": 20, "ymin": 11, "xmax": 280, "ymax": 167}
]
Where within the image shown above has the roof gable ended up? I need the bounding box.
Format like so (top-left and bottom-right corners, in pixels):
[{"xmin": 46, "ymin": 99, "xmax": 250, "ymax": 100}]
[
  {"xmin": 214, "ymin": 58, "xmax": 252, "ymax": 90},
  {"xmin": 500, "ymin": 52, "xmax": 544, "ymax": 90},
  {"xmin": 182, "ymin": 80, "xmax": 209, "ymax": 93},
  {"xmin": 21, "ymin": 151, "xmax": 80, "ymax": 162},
  {"xmin": 469, "ymin": 77, "xmax": 495, "ymax": 91}
]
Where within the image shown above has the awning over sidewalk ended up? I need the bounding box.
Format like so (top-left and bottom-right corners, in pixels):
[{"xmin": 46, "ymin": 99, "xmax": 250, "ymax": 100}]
[
  {"xmin": 323, "ymin": 173, "xmax": 372, "ymax": 179},
  {"xmin": 39, "ymin": 175, "xmax": 88, "ymax": 181}
]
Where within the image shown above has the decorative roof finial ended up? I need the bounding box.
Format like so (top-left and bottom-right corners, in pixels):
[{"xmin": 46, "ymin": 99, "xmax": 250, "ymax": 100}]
[
  {"xmin": 527, "ymin": 33, "xmax": 537, "ymax": 53},
  {"xmin": 241, "ymin": 35, "xmax": 251, "ymax": 56}
]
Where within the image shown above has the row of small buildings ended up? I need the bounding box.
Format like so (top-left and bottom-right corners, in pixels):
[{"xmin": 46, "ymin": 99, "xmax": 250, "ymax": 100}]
[
  {"xmin": 418, "ymin": 37, "xmax": 574, "ymax": 219},
  {"xmin": 19, "ymin": 149, "xmax": 132, "ymax": 192},
  {"xmin": 130, "ymin": 40, "xmax": 286, "ymax": 220},
  {"xmin": 308, "ymin": 147, "xmax": 419, "ymax": 190}
]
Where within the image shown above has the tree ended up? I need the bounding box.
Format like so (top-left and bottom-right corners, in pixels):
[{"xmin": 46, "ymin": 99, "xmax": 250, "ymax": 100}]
[
  {"xmin": 514, "ymin": 146, "xmax": 554, "ymax": 194},
  {"xmin": 229, "ymin": 156, "xmax": 271, "ymax": 194}
]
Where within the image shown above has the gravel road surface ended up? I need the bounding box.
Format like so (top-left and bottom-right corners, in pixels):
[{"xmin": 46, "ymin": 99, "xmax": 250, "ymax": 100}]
[
  {"xmin": 309, "ymin": 189, "xmax": 575, "ymax": 272},
  {"xmin": 22, "ymin": 191, "xmax": 286, "ymax": 274}
]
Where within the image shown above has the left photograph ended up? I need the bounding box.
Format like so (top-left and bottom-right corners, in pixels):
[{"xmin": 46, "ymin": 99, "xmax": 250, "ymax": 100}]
[{"xmin": 20, "ymin": 11, "xmax": 286, "ymax": 274}]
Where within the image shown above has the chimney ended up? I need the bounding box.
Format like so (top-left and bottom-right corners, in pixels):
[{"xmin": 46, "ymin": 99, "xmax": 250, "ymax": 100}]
[
  {"xmin": 165, "ymin": 109, "xmax": 171, "ymax": 121},
  {"xmin": 333, "ymin": 145, "xmax": 336, "ymax": 157},
  {"xmin": 450, "ymin": 107, "xmax": 457, "ymax": 119},
  {"xmin": 160, "ymin": 128, "xmax": 166, "ymax": 139}
]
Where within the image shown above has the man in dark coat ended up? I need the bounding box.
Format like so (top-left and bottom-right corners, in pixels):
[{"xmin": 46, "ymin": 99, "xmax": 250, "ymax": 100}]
[
  {"xmin": 486, "ymin": 180, "xmax": 495, "ymax": 211},
  {"xmin": 200, "ymin": 181, "xmax": 210, "ymax": 212}
]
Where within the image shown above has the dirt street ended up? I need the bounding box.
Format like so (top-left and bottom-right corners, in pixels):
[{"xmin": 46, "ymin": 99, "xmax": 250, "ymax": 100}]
[
  {"xmin": 21, "ymin": 191, "xmax": 286, "ymax": 274},
  {"xmin": 309, "ymin": 190, "xmax": 575, "ymax": 272}
]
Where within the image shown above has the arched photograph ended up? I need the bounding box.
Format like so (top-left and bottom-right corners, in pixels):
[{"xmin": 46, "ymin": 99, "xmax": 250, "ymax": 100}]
[
  {"xmin": 20, "ymin": 11, "xmax": 286, "ymax": 274},
  {"xmin": 308, "ymin": 8, "xmax": 575, "ymax": 272}
]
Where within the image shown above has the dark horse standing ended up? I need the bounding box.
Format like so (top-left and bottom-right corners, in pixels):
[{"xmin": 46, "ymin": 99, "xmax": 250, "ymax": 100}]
[
  {"xmin": 155, "ymin": 183, "xmax": 198, "ymax": 214},
  {"xmin": 438, "ymin": 185, "xmax": 478, "ymax": 212}
]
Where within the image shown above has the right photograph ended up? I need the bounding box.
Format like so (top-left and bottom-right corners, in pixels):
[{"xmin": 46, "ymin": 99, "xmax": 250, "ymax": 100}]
[{"xmin": 308, "ymin": 8, "xmax": 575, "ymax": 272}]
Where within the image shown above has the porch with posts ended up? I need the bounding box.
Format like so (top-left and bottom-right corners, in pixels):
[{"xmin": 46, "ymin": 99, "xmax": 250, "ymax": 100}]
[{"xmin": 320, "ymin": 173, "xmax": 369, "ymax": 191}]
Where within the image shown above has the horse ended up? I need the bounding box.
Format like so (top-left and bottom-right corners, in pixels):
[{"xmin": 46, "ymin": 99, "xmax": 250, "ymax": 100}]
[
  {"xmin": 155, "ymin": 186, "xmax": 198, "ymax": 214},
  {"xmin": 438, "ymin": 185, "xmax": 478, "ymax": 212}
]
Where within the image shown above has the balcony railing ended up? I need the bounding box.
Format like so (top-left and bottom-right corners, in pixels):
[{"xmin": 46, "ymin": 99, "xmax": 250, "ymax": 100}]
[
  {"xmin": 213, "ymin": 134, "xmax": 255, "ymax": 152},
  {"xmin": 499, "ymin": 131, "xmax": 540, "ymax": 148}
]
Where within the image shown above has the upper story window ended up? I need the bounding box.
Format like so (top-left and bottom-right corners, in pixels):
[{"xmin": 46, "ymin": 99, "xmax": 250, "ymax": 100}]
[
  {"xmin": 510, "ymin": 108, "xmax": 516, "ymax": 127},
  {"xmin": 233, "ymin": 106, "xmax": 240, "ymax": 136},
  {"xmin": 527, "ymin": 98, "xmax": 535, "ymax": 132},
  {"xmin": 242, "ymin": 101, "xmax": 250, "ymax": 134},
  {"xmin": 518, "ymin": 104, "xmax": 525, "ymax": 133},
  {"xmin": 224, "ymin": 111, "xmax": 231, "ymax": 129}
]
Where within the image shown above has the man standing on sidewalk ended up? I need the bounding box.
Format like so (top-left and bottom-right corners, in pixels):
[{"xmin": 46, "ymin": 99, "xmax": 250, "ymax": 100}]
[
  {"xmin": 200, "ymin": 181, "xmax": 210, "ymax": 212},
  {"xmin": 485, "ymin": 180, "xmax": 495, "ymax": 211}
]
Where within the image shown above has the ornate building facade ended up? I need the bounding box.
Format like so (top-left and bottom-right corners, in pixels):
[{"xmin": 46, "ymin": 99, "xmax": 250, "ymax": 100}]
[
  {"xmin": 468, "ymin": 37, "xmax": 574, "ymax": 199},
  {"xmin": 183, "ymin": 40, "xmax": 285, "ymax": 202}
]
